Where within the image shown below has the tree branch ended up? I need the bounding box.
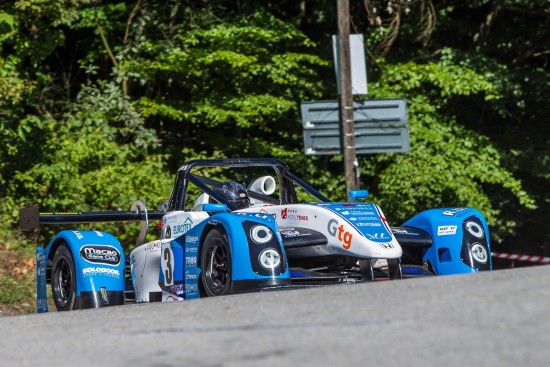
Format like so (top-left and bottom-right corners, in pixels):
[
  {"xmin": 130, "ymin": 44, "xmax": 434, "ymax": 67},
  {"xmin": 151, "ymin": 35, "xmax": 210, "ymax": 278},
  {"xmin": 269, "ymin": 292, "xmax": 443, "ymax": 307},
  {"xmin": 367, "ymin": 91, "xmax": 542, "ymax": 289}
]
[
  {"xmin": 96, "ymin": 12, "xmax": 128, "ymax": 96},
  {"xmin": 124, "ymin": 0, "xmax": 142, "ymax": 44}
]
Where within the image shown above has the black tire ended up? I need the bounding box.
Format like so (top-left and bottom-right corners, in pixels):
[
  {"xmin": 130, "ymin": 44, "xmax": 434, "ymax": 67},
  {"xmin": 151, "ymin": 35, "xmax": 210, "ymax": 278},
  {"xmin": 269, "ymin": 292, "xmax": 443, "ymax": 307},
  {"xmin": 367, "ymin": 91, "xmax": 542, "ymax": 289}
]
[
  {"xmin": 388, "ymin": 259, "xmax": 403, "ymax": 280},
  {"xmin": 200, "ymin": 228, "xmax": 232, "ymax": 296},
  {"xmin": 51, "ymin": 244, "xmax": 76, "ymax": 311},
  {"xmin": 359, "ymin": 259, "xmax": 375, "ymax": 281}
]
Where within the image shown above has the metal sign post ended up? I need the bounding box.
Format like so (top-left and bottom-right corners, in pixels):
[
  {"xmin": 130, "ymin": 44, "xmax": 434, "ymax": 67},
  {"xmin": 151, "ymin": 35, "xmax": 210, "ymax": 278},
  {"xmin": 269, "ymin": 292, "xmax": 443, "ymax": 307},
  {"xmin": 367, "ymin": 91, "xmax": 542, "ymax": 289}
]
[
  {"xmin": 337, "ymin": 0, "xmax": 357, "ymax": 199},
  {"xmin": 300, "ymin": 1, "xmax": 409, "ymax": 199}
]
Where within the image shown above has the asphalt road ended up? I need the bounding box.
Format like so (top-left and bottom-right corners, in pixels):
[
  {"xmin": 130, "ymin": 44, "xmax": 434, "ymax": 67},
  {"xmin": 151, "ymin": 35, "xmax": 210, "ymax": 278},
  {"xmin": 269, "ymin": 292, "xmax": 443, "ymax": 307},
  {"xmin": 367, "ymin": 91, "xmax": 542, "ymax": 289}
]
[{"xmin": 1, "ymin": 265, "xmax": 549, "ymax": 367}]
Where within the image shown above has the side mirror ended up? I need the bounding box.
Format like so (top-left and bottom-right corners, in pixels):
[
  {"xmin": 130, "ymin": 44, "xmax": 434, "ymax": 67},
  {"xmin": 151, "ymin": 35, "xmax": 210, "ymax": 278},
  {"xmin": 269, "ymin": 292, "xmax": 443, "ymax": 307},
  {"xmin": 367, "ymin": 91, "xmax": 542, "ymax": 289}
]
[
  {"xmin": 203, "ymin": 203, "xmax": 228, "ymax": 213},
  {"xmin": 349, "ymin": 190, "xmax": 369, "ymax": 201}
]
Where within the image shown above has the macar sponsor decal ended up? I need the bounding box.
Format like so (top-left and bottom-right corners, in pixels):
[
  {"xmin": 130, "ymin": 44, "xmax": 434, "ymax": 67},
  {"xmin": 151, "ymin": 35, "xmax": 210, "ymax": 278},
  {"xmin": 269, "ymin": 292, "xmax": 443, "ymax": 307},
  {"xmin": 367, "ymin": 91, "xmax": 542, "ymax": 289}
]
[
  {"xmin": 80, "ymin": 245, "xmax": 121, "ymax": 266},
  {"xmin": 327, "ymin": 219, "xmax": 353, "ymax": 250}
]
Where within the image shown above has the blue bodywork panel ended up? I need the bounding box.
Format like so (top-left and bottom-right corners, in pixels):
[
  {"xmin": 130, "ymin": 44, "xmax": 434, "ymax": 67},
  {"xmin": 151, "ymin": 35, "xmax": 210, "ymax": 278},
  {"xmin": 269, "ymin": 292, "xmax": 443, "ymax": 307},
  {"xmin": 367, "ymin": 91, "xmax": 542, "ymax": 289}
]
[
  {"xmin": 160, "ymin": 211, "xmax": 291, "ymax": 300},
  {"xmin": 403, "ymin": 208, "xmax": 492, "ymax": 275},
  {"xmin": 36, "ymin": 247, "xmax": 48, "ymax": 313},
  {"xmin": 37, "ymin": 230, "xmax": 125, "ymax": 311}
]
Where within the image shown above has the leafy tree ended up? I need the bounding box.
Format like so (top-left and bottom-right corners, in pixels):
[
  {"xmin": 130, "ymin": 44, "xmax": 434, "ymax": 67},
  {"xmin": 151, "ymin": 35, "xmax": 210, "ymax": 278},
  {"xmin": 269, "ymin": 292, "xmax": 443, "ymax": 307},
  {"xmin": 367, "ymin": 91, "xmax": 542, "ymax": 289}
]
[{"xmin": 362, "ymin": 57, "xmax": 535, "ymax": 240}]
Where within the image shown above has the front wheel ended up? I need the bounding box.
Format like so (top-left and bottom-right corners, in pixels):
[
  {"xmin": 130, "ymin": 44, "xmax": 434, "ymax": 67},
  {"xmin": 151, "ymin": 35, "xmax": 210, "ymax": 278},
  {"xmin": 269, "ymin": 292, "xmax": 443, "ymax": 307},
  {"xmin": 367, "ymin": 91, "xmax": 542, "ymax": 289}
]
[
  {"xmin": 51, "ymin": 244, "xmax": 76, "ymax": 311},
  {"xmin": 200, "ymin": 228, "xmax": 232, "ymax": 296}
]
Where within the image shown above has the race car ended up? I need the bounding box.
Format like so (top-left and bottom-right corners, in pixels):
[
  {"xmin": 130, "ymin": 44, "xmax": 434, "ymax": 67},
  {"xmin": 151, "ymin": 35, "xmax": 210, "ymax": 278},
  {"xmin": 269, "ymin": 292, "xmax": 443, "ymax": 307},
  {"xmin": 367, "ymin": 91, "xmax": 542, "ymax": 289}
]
[{"xmin": 20, "ymin": 158, "xmax": 491, "ymax": 312}]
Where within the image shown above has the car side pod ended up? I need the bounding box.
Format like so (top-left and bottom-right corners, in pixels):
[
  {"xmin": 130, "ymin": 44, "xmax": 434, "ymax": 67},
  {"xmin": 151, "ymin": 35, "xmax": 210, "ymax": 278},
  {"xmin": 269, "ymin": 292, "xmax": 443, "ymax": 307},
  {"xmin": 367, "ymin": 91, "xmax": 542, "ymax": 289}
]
[{"xmin": 403, "ymin": 208, "xmax": 491, "ymax": 275}]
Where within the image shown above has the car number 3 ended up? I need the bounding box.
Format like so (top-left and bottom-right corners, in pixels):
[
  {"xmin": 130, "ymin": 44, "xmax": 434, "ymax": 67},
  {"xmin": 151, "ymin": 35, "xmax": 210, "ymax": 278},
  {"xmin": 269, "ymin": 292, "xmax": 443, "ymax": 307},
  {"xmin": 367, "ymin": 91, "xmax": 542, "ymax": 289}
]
[{"xmin": 161, "ymin": 247, "xmax": 174, "ymax": 286}]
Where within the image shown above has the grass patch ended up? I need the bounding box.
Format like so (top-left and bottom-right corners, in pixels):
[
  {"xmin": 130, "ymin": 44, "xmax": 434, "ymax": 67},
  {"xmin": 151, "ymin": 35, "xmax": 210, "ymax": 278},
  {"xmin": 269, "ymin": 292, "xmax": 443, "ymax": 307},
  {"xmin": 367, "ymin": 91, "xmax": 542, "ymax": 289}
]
[{"xmin": 0, "ymin": 239, "xmax": 36, "ymax": 315}]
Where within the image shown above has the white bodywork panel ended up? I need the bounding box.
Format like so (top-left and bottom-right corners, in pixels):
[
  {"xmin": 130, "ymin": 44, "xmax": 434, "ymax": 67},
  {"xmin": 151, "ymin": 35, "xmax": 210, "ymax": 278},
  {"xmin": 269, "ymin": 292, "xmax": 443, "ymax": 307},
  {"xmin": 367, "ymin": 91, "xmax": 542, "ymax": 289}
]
[
  {"xmin": 239, "ymin": 204, "xmax": 402, "ymax": 259},
  {"xmin": 131, "ymin": 211, "xmax": 209, "ymax": 303},
  {"xmin": 161, "ymin": 211, "xmax": 209, "ymax": 240},
  {"xmin": 130, "ymin": 239, "xmax": 170, "ymax": 303}
]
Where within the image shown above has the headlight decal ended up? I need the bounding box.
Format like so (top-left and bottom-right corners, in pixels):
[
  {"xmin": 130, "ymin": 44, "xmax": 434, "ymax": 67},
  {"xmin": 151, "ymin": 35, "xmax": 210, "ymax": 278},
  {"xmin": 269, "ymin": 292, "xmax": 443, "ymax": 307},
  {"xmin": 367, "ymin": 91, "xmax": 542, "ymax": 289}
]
[
  {"xmin": 465, "ymin": 220, "xmax": 484, "ymax": 239},
  {"xmin": 460, "ymin": 215, "xmax": 491, "ymax": 270},
  {"xmin": 258, "ymin": 249, "xmax": 281, "ymax": 269},
  {"xmin": 242, "ymin": 220, "xmax": 286, "ymax": 276},
  {"xmin": 250, "ymin": 225, "xmax": 273, "ymax": 244},
  {"xmin": 470, "ymin": 243, "xmax": 489, "ymax": 264}
]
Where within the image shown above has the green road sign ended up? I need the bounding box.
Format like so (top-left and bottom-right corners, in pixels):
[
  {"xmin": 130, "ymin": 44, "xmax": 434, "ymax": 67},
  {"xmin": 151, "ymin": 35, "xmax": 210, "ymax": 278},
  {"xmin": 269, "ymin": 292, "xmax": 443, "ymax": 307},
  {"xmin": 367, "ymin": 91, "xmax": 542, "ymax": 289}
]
[{"xmin": 301, "ymin": 99, "xmax": 410, "ymax": 155}]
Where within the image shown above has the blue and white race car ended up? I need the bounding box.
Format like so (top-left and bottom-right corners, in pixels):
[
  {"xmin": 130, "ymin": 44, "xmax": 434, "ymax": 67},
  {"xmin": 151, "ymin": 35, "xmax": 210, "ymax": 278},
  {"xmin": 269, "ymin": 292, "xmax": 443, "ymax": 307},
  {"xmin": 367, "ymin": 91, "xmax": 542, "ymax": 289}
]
[{"xmin": 20, "ymin": 158, "xmax": 491, "ymax": 312}]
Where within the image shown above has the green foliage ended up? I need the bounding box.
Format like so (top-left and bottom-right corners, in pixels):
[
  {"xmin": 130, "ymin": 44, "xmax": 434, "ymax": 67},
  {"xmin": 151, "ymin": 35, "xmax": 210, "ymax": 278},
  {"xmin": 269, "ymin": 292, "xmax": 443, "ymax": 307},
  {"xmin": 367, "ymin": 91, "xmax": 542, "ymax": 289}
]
[
  {"xmin": 119, "ymin": 7, "xmax": 329, "ymax": 171},
  {"xmin": 364, "ymin": 58, "xmax": 536, "ymax": 241},
  {"xmin": 1, "ymin": 81, "xmax": 172, "ymax": 245}
]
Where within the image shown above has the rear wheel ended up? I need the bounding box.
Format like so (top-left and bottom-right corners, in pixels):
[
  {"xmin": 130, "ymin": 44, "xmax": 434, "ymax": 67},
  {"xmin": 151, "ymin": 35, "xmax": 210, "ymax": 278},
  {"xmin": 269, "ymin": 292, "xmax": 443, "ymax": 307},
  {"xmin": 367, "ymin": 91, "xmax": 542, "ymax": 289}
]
[
  {"xmin": 201, "ymin": 228, "xmax": 232, "ymax": 296},
  {"xmin": 51, "ymin": 244, "xmax": 76, "ymax": 311}
]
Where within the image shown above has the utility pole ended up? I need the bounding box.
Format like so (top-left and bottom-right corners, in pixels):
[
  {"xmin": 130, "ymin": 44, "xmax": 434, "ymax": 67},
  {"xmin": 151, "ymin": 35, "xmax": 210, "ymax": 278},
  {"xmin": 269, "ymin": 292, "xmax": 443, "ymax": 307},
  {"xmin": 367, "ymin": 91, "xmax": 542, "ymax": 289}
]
[{"xmin": 337, "ymin": 0, "xmax": 358, "ymax": 200}]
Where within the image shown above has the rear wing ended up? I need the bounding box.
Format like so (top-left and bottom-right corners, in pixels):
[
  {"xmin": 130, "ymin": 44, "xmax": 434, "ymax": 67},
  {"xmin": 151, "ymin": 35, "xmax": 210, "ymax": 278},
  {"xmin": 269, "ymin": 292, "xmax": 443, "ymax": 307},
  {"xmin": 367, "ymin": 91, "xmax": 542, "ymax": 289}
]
[{"xmin": 19, "ymin": 200, "xmax": 165, "ymax": 247}]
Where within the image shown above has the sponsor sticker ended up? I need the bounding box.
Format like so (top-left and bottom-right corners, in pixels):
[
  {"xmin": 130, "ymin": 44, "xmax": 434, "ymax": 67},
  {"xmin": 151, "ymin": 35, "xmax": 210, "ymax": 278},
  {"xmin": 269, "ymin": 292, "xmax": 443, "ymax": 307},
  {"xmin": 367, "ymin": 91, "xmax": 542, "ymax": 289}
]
[
  {"xmin": 366, "ymin": 232, "xmax": 390, "ymax": 240},
  {"xmin": 281, "ymin": 208, "xmax": 308, "ymax": 221},
  {"xmin": 235, "ymin": 213, "xmax": 273, "ymax": 222},
  {"xmin": 146, "ymin": 241, "xmax": 162, "ymax": 251},
  {"xmin": 173, "ymin": 218, "xmax": 193, "ymax": 235},
  {"xmin": 80, "ymin": 245, "xmax": 121, "ymax": 266},
  {"xmin": 260, "ymin": 208, "xmax": 276, "ymax": 219},
  {"xmin": 327, "ymin": 219, "xmax": 353, "ymax": 250},
  {"xmin": 356, "ymin": 222, "xmax": 382, "ymax": 227},
  {"xmin": 343, "ymin": 211, "xmax": 376, "ymax": 216},
  {"xmin": 442, "ymin": 208, "xmax": 471, "ymax": 217},
  {"xmin": 437, "ymin": 225, "xmax": 457, "ymax": 236},
  {"xmin": 82, "ymin": 267, "xmax": 121, "ymax": 278}
]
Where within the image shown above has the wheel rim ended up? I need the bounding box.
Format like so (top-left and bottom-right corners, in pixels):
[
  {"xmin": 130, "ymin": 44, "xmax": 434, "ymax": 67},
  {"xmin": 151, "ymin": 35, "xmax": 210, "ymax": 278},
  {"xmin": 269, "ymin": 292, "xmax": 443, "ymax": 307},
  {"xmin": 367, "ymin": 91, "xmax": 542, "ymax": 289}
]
[
  {"xmin": 53, "ymin": 258, "xmax": 72, "ymax": 307},
  {"xmin": 204, "ymin": 239, "xmax": 231, "ymax": 295}
]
